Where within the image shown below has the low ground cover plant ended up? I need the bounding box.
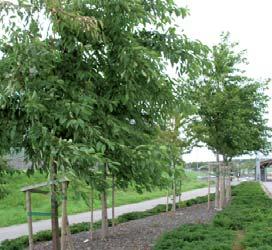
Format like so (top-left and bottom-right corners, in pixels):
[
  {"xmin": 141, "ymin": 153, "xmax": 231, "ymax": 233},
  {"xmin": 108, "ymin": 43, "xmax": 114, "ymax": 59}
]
[
  {"xmin": 154, "ymin": 182, "xmax": 272, "ymax": 250},
  {"xmin": 0, "ymin": 194, "xmax": 214, "ymax": 250}
]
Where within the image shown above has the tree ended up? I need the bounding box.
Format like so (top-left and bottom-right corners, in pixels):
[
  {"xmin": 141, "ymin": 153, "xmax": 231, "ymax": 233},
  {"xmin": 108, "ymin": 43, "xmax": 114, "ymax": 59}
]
[
  {"xmin": 158, "ymin": 101, "xmax": 194, "ymax": 212},
  {"xmin": 1, "ymin": 0, "xmax": 208, "ymax": 244},
  {"xmin": 187, "ymin": 33, "xmax": 271, "ymax": 209}
]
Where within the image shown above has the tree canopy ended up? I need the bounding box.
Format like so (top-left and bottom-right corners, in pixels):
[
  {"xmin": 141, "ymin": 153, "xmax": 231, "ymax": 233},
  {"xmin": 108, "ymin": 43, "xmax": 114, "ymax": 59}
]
[{"xmin": 187, "ymin": 33, "xmax": 271, "ymax": 160}]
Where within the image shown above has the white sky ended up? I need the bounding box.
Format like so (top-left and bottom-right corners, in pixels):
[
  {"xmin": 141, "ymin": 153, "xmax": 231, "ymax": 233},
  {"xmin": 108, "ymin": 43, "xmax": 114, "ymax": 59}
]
[{"xmin": 179, "ymin": 0, "xmax": 272, "ymax": 162}]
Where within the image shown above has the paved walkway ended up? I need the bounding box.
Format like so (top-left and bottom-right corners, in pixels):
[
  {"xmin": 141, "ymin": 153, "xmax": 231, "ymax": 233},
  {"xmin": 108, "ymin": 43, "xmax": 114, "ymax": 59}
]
[
  {"xmin": 261, "ymin": 182, "xmax": 272, "ymax": 198},
  {"xmin": 0, "ymin": 187, "xmax": 215, "ymax": 242}
]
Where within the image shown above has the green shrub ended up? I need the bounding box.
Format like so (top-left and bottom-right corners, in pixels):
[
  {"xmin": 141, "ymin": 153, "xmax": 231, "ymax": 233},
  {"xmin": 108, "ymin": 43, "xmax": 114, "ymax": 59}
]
[
  {"xmin": 153, "ymin": 224, "xmax": 234, "ymax": 250},
  {"xmin": 154, "ymin": 182, "xmax": 272, "ymax": 250}
]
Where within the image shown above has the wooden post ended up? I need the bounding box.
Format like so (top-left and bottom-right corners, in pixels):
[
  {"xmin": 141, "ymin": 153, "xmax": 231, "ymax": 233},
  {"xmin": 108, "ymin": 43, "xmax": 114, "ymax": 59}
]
[
  {"xmin": 61, "ymin": 182, "xmax": 67, "ymax": 250},
  {"xmin": 26, "ymin": 191, "xmax": 34, "ymax": 250},
  {"xmin": 61, "ymin": 181, "xmax": 73, "ymax": 250},
  {"xmin": 51, "ymin": 162, "xmax": 60, "ymax": 250},
  {"xmin": 207, "ymin": 164, "xmax": 211, "ymax": 210}
]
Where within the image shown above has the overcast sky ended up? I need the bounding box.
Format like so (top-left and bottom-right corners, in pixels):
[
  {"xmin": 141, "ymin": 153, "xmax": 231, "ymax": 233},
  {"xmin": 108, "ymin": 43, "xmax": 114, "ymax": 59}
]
[{"xmin": 178, "ymin": 0, "xmax": 272, "ymax": 162}]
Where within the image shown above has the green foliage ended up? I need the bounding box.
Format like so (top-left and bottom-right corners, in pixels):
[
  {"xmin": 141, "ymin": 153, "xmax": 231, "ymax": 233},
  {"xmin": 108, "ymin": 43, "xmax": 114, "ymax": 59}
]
[
  {"xmin": 0, "ymin": 0, "xmax": 208, "ymax": 199},
  {"xmin": 0, "ymin": 158, "xmax": 14, "ymax": 199},
  {"xmin": 213, "ymin": 182, "xmax": 271, "ymax": 230},
  {"xmin": 153, "ymin": 224, "xmax": 234, "ymax": 250},
  {"xmin": 153, "ymin": 182, "xmax": 272, "ymax": 250},
  {"xmin": 187, "ymin": 33, "xmax": 271, "ymax": 160}
]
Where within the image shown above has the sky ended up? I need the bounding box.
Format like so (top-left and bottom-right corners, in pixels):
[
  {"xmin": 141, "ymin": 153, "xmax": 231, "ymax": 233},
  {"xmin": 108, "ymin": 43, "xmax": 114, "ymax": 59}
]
[{"xmin": 178, "ymin": 0, "xmax": 272, "ymax": 162}]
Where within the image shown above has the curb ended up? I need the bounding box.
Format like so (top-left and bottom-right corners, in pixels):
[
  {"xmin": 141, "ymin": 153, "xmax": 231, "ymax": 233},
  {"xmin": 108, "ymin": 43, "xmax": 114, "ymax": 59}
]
[{"xmin": 260, "ymin": 182, "xmax": 272, "ymax": 198}]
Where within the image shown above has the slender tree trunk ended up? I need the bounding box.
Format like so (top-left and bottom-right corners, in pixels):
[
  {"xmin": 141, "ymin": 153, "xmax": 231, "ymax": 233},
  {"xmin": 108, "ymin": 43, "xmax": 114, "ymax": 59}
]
[
  {"xmin": 219, "ymin": 165, "xmax": 225, "ymax": 210},
  {"xmin": 101, "ymin": 163, "xmax": 108, "ymax": 239},
  {"xmin": 172, "ymin": 180, "xmax": 176, "ymax": 212},
  {"xmin": 207, "ymin": 164, "xmax": 211, "ymax": 210},
  {"xmin": 90, "ymin": 187, "xmax": 94, "ymax": 240},
  {"xmin": 111, "ymin": 175, "xmax": 115, "ymax": 230},
  {"xmin": 101, "ymin": 190, "xmax": 108, "ymax": 239},
  {"xmin": 222, "ymin": 166, "xmax": 226, "ymax": 207},
  {"xmin": 166, "ymin": 189, "xmax": 169, "ymax": 212},
  {"xmin": 226, "ymin": 166, "xmax": 231, "ymax": 204},
  {"xmin": 51, "ymin": 162, "xmax": 60, "ymax": 250},
  {"xmin": 215, "ymin": 154, "xmax": 220, "ymax": 210},
  {"xmin": 178, "ymin": 180, "xmax": 182, "ymax": 208}
]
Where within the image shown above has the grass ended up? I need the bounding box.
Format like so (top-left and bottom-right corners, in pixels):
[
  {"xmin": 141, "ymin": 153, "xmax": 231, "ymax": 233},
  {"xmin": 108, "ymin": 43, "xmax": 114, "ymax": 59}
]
[
  {"xmin": 0, "ymin": 193, "xmax": 215, "ymax": 250},
  {"xmin": 153, "ymin": 182, "xmax": 272, "ymax": 250},
  {"xmin": 0, "ymin": 170, "xmax": 207, "ymax": 227}
]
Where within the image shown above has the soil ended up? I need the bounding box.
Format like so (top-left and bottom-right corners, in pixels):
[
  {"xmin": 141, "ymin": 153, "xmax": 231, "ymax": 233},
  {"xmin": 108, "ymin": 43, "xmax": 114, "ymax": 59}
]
[{"xmin": 35, "ymin": 202, "xmax": 217, "ymax": 250}]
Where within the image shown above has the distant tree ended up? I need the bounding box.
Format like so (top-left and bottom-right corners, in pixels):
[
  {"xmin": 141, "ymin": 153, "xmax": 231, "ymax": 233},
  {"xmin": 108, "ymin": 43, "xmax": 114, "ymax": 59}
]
[{"xmin": 187, "ymin": 33, "xmax": 271, "ymax": 209}]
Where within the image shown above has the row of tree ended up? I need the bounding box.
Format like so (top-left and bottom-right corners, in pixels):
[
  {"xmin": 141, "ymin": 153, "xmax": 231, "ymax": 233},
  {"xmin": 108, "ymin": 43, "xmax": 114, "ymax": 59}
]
[{"xmin": 0, "ymin": 1, "xmax": 270, "ymax": 249}]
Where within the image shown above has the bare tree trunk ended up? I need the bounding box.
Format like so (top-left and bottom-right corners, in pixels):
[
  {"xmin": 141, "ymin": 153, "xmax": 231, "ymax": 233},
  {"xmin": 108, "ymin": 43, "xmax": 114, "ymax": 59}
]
[
  {"xmin": 215, "ymin": 154, "xmax": 220, "ymax": 210},
  {"xmin": 207, "ymin": 164, "xmax": 211, "ymax": 210},
  {"xmin": 178, "ymin": 180, "xmax": 182, "ymax": 208},
  {"xmin": 222, "ymin": 166, "xmax": 226, "ymax": 207},
  {"xmin": 226, "ymin": 166, "xmax": 231, "ymax": 204},
  {"xmin": 172, "ymin": 161, "xmax": 176, "ymax": 212},
  {"xmin": 51, "ymin": 162, "xmax": 60, "ymax": 250},
  {"xmin": 101, "ymin": 163, "xmax": 108, "ymax": 239},
  {"xmin": 166, "ymin": 189, "xmax": 169, "ymax": 212},
  {"xmin": 219, "ymin": 165, "xmax": 225, "ymax": 210},
  {"xmin": 90, "ymin": 187, "xmax": 94, "ymax": 240},
  {"xmin": 111, "ymin": 175, "xmax": 115, "ymax": 230},
  {"xmin": 101, "ymin": 190, "xmax": 108, "ymax": 239}
]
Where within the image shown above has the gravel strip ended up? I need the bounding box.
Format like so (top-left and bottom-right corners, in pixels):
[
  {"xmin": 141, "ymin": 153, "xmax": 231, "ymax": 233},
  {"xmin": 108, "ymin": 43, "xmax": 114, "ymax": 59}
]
[{"xmin": 35, "ymin": 202, "xmax": 217, "ymax": 250}]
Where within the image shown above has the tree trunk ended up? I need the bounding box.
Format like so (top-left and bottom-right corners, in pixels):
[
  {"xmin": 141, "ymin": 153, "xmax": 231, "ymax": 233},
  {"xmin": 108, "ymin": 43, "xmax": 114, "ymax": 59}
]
[
  {"xmin": 166, "ymin": 189, "xmax": 169, "ymax": 212},
  {"xmin": 51, "ymin": 162, "xmax": 60, "ymax": 250},
  {"xmin": 90, "ymin": 187, "xmax": 94, "ymax": 240},
  {"xmin": 207, "ymin": 164, "xmax": 211, "ymax": 210},
  {"xmin": 219, "ymin": 165, "xmax": 225, "ymax": 210},
  {"xmin": 101, "ymin": 190, "xmax": 108, "ymax": 239},
  {"xmin": 172, "ymin": 161, "xmax": 176, "ymax": 212},
  {"xmin": 226, "ymin": 166, "xmax": 231, "ymax": 204},
  {"xmin": 111, "ymin": 175, "xmax": 115, "ymax": 230},
  {"xmin": 178, "ymin": 180, "xmax": 182, "ymax": 208},
  {"xmin": 215, "ymin": 154, "xmax": 220, "ymax": 210},
  {"xmin": 101, "ymin": 163, "xmax": 108, "ymax": 239},
  {"xmin": 222, "ymin": 166, "xmax": 226, "ymax": 207}
]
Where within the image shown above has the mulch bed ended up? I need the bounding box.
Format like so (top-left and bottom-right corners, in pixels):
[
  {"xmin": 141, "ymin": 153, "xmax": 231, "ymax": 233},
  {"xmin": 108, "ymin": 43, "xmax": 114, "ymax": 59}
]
[{"xmin": 35, "ymin": 202, "xmax": 217, "ymax": 250}]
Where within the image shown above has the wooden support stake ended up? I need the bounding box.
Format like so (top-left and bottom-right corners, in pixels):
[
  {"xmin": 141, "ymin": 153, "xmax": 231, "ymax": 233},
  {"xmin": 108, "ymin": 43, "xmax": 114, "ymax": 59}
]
[
  {"xmin": 51, "ymin": 163, "xmax": 60, "ymax": 250},
  {"xmin": 26, "ymin": 191, "xmax": 34, "ymax": 250},
  {"xmin": 61, "ymin": 182, "xmax": 73, "ymax": 250}
]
